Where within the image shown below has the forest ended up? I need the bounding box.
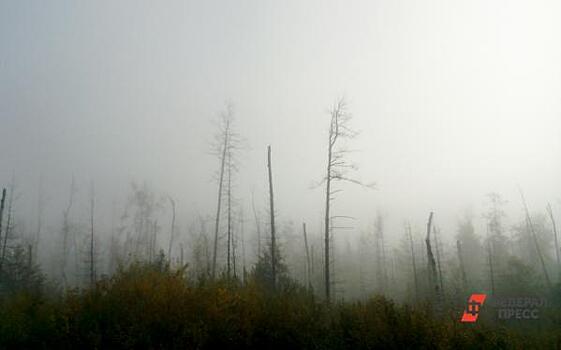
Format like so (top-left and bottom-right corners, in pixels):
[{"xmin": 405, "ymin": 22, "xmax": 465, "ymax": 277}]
[
  {"xmin": 3, "ymin": 1, "xmax": 561, "ymax": 348},
  {"xmin": 1, "ymin": 100, "xmax": 561, "ymax": 349}
]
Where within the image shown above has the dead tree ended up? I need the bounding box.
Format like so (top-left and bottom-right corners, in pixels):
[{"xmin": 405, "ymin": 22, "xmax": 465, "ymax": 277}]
[
  {"xmin": 267, "ymin": 145, "xmax": 277, "ymax": 289},
  {"xmin": 0, "ymin": 188, "xmax": 6, "ymax": 274},
  {"xmin": 34, "ymin": 177, "xmax": 45, "ymax": 263},
  {"xmin": 167, "ymin": 196, "xmax": 176, "ymax": 262},
  {"xmin": 519, "ymin": 188, "xmax": 551, "ymax": 289},
  {"xmin": 89, "ymin": 182, "xmax": 96, "ymax": 287},
  {"xmin": 425, "ymin": 212, "xmax": 440, "ymax": 298},
  {"xmin": 227, "ymin": 144, "xmax": 235, "ymax": 279},
  {"xmin": 0, "ymin": 184, "xmax": 14, "ymax": 274},
  {"xmin": 407, "ymin": 223, "xmax": 419, "ymax": 302},
  {"xmin": 61, "ymin": 178, "xmax": 76, "ymax": 288},
  {"xmin": 239, "ymin": 208, "xmax": 247, "ymax": 283},
  {"xmin": 303, "ymin": 222, "xmax": 312, "ymax": 290},
  {"xmin": 211, "ymin": 107, "xmax": 230, "ymax": 278},
  {"xmin": 433, "ymin": 226, "xmax": 444, "ymax": 294},
  {"xmin": 322, "ymin": 98, "xmax": 373, "ymax": 301},
  {"xmin": 546, "ymin": 203, "xmax": 560, "ymax": 278}
]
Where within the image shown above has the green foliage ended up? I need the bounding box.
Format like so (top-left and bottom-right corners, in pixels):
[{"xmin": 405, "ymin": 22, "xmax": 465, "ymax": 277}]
[{"xmin": 0, "ymin": 263, "xmax": 558, "ymax": 349}]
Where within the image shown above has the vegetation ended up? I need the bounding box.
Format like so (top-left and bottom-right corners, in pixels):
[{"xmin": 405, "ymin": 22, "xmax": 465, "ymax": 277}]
[{"xmin": 1, "ymin": 262, "xmax": 560, "ymax": 349}]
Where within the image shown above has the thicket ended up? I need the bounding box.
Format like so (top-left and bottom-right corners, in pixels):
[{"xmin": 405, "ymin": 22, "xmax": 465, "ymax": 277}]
[{"xmin": 1, "ymin": 262, "xmax": 560, "ymax": 350}]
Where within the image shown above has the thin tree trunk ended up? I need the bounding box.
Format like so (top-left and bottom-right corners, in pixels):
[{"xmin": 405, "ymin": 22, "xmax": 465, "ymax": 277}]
[
  {"xmin": 433, "ymin": 226, "xmax": 444, "ymax": 294},
  {"xmin": 324, "ymin": 142, "xmax": 333, "ymax": 301},
  {"xmin": 311, "ymin": 244, "xmax": 315, "ymax": 289},
  {"xmin": 89, "ymin": 183, "xmax": 95, "ymax": 287},
  {"xmin": 1, "ymin": 188, "xmax": 12, "ymax": 271},
  {"xmin": 61, "ymin": 178, "xmax": 75, "ymax": 289},
  {"xmin": 227, "ymin": 149, "xmax": 232, "ymax": 279},
  {"xmin": 212, "ymin": 120, "xmax": 229, "ymax": 278},
  {"xmin": 240, "ymin": 208, "xmax": 246, "ymax": 284},
  {"xmin": 167, "ymin": 197, "xmax": 176, "ymax": 261},
  {"xmin": 425, "ymin": 212, "xmax": 440, "ymax": 298},
  {"xmin": 0, "ymin": 188, "xmax": 6, "ymax": 274},
  {"xmin": 267, "ymin": 145, "xmax": 277, "ymax": 290},
  {"xmin": 303, "ymin": 223, "xmax": 312, "ymax": 290}
]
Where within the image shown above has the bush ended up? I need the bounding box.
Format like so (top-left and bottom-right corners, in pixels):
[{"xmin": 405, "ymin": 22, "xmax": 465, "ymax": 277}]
[{"xmin": 0, "ymin": 263, "xmax": 558, "ymax": 349}]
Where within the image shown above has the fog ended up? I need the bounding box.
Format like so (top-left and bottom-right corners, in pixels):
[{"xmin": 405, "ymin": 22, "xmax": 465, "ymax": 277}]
[{"xmin": 1, "ymin": 1, "xmax": 561, "ymax": 295}]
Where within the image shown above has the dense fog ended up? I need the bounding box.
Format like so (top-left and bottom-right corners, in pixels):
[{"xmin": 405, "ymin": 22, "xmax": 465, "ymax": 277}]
[{"xmin": 1, "ymin": 1, "xmax": 561, "ymax": 301}]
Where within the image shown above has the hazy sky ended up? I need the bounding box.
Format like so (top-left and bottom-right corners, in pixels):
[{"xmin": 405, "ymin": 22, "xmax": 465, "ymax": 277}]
[{"xmin": 1, "ymin": 0, "xmax": 560, "ymax": 246}]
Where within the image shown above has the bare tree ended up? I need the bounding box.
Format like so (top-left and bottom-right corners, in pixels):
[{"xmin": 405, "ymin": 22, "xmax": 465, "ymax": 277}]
[
  {"xmin": 321, "ymin": 98, "xmax": 373, "ymax": 301},
  {"xmin": 61, "ymin": 177, "xmax": 76, "ymax": 288},
  {"xmin": 167, "ymin": 196, "xmax": 176, "ymax": 261},
  {"xmin": 34, "ymin": 176, "xmax": 46, "ymax": 264},
  {"xmin": 211, "ymin": 104, "xmax": 243, "ymax": 278},
  {"xmin": 240, "ymin": 207, "xmax": 247, "ymax": 283},
  {"xmin": 425, "ymin": 212, "xmax": 440, "ymax": 298},
  {"xmin": 227, "ymin": 143, "xmax": 234, "ymax": 278},
  {"xmin": 0, "ymin": 182, "xmax": 14, "ymax": 274},
  {"xmin": 302, "ymin": 222, "xmax": 312, "ymax": 290},
  {"xmin": 267, "ymin": 145, "xmax": 277, "ymax": 289},
  {"xmin": 211, "ymin": 106, "xmax": 230, "ymax": 278},
  {"xmin": 0, "ymin": 188, "xmax": 6, "ymax": 274},
  {"xmin": 433, "ymin": 226, "xmax": 444, "ymax": 294},
  {"xmin": 89, "ymin": 182, "xmax": 96, "ymax": 287}
]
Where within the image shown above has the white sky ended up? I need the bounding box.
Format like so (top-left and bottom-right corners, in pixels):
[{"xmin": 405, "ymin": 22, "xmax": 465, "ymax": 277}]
[{"xmin": 1, "ymin": 0, "xmax": 560, "ymax": 247}]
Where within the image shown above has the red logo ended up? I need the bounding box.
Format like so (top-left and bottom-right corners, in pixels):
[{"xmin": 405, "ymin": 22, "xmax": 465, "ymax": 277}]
[{"xmin": 461, "ymin": 294, "xmax": 487, "ymax": 323}]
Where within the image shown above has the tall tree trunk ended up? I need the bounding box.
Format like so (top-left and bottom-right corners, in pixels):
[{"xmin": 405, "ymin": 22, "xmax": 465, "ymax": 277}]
[
  {"xmin": 0, "ymin": 188, "xmax": 6, "ymax": 274},
  {"xmin": 324, "ymin": 141, "xmax": 333, "ymax": 301},
  {"xmin": 89, "ymin": 183, "xmax": 96, "ymax": 287},
  {"xmin": 168, "ymin": 197, "xmax": 176, "ymax": 261},
  {"xmin": 227, "ymin": 149, "xmax": 232, "ymax": 279},
  {"xmin": 1, "ymin": 187, "xmax": 12, "ymax": 272},
  {"xmin": 240, "ymin": 209, "xmax": 246, "ymax": 284},
  {"xmin": 267, "ymin": 145, "xmax": 277, "ymax": 290},
  {"xmin": 303, "ymin": 223, "xmax": 312, "ymax": 290},
  {"xmin": 61, "ymin": 178, "xmax": 75, "ymax": 289},
  {"xmin": 433, "ymin": 226, "xmax": 444, "ymax": 295},
  {"xmin": 425, "ymin": 212, "xmax": 440, "ymax": 298},
  {"xmin": 212, "ymin": 120, "xmax": 229, "ymax": 278}
]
